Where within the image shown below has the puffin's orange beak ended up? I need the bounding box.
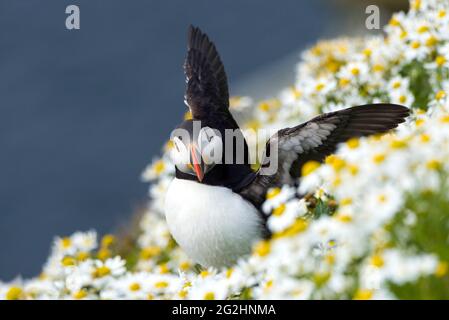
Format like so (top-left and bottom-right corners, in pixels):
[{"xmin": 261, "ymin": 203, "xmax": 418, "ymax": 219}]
[{"xmin": 190, "ymin": 144, "xmax": 204, "ymax": 182}]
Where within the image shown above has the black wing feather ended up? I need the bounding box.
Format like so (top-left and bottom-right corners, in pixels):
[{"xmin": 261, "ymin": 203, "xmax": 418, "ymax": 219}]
[
  {"xmin": 239, "ymin": 104, "xmax": 410, "ymax": 209},
  {"xmin": 184, "ymin": 25, "xmax": 230, "ymax": 119}
]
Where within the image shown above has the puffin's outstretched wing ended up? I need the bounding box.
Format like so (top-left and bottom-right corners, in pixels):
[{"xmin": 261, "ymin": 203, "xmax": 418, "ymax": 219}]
[
  {"xmin": 184, "ymin": 25, "xmax": 230, "ymax": 119},
  {"xmin": 238, "ymin": 104, "xmax": 410, "ymax": 208}
]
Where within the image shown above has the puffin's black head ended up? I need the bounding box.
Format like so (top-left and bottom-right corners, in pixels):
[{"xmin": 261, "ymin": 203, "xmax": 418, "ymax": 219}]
[
  {"xmin": 169, "ymin": 25, "xmax": 254, "ymax": 189},
  {"xmin": 170, "ymin": 119, "xmax": 224, "ymax": 183}
]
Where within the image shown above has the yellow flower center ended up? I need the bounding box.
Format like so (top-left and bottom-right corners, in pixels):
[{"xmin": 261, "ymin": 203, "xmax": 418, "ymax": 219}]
[
  {"xmin": 246, "ymin": 120, "xmax": 261, "ymax": 132},
  {"xmin": 440, "ymin": 115, "xmax": 449, "ymax": 123},
  {"xmin": 436, "ymin": 56, "xmax": 446, "ymax": 67},
  {"xmin": 438, "ymin": 10, "xmax": 446, "ymax": 18},
  {"xmin": 347, "ymin": 137, "xmax": 360, "ymax": 149},
  {"xmin": 436, "ymin": 90, "xmax": 446, "ymax": 100},
  {"xmin": 179, "ymin": 261, "xmax": 191, "ymax": 271},
  {"xmin": 373, "ymin": 153, "xmax": 386, "ymax": 164},
  {"xmin": 101, "ymin": 234, "xmax": 115, "ymax": 247},
  {"xmin": 73, "ymin": 289, "xmax": 88, "ymax": 299},
  {"xmin": 399, "ymin": 95, "xmax": 407, "ymax": 103},
  {"xmin": 351, "ymin": 68, "xmax": 360, "ymax": 76},
  {"xmin": 275, "ymin": 219, "xmax": 308, "ymax": 238},
  {"xmin": 258, "ymin": 102, "xmax": 270, "ymax": 112},
  {"xmin": 178, "ymin": 290, "xmax": 188, "ymax": 299},
  {"xmin": 313, "ymin": 272, "xmax": 330, "ymax": 286},
  {"xmin": 97, "ymin": 248, "xmax": 111, "ymax": 261},
  {"xmin": 184, "ymin": 111, "xmax": 192, "ymax": 120},
  {"xmin": 415, "ymin": 119, "xmax": 425, "ymax": 127},
  {"xmin": 155, "ymin": 281, "xmax": 169, "ymax": 289},
  {"xmin": 301, "ymin": 160, "xmax": 321, "ymax": 176},
  {"xmin": 354, "ymin": 289, "xmax": 373, "ymax": 300},
  {"xmin": 273, "ymin": 204, "xmax": 286, "ymax": 216},
  {"xmin": 61, "ymin": 237, "xmax": 72, "ymax": 249},
  {"xmin": 336, "ymin": 214, "xmax": 352, "ymax": 223},
  {"xmin": 290, "ymin": 86, "xmax": 301, "ymax": 99},
  {"xmin": 435, "ymin": 262, "xmax": 448, "ymax": 277},
  {"xmin": 326, "ymin": 155, "xmax": 346, "ymax": 172},
  {"xmin": 426, "ymin": 159, "xmax": 442, "ymax": 170},
  {"xmin": 311, "ymin": 45, "xmax": 322, "ymax": 56},
  {"xmin": 61, "ymin": 256, "xmax": 76, "ymax": 266},
  {"xmin": 326, "ymin": 253, "xmax": 336, "ymax": 265},
  {"xmin": 348, "ymin": 164, "xmax": 359, "ymax": 176},
  {"xmin": 254, "ymin": 240, "xmax": 271, "ymax": 257},
  {"xmin": 328, "ymin": 239, "xmax": 336, "ymax": 247},
  {"xmin": 76, "ymin": 251, "xmax": 89, "ymax": 261},
  {"xmin": 266, "ymin": 187, "xmax": 281, "ymax": 199},
  {"xmin": 339, "ymin": 78, "xmax": 350, "ymax": 87},
  {"xmin": 204, "ymin": 292, "xmax": 215, "ymax": 300},
  {"xmin": 164, "ymin": 140, "xmax": 174, "ymax": 151},
  {"xmin": 326, "ymin": 59, "xmax": 341, "ymax": 73},
  {"xmin": 411, "ymin": 41, "xmax": 421, "ymax": 49},
  {"xmin": 390, "ymin": 139, "xmax": 407, "ymax": 149},
  {"xmin": 417, "ymin": 25, "xmax": 429, "ymax": 33},
  {"xmin": 129, "ymin": 282, "xmax": 141, "ymax": 291},
  {"xmin": 392, "ymin": 81, "xmax": 401, "ymax": 89},
  {"xmin": 389, "ymin": 17, "xmax": 400, "ymax": 27},
  {"xmin": 229, "ymin": 96, "xmax": 241, "ymax": 107},
  {"xmin": 373, "ymin": 64, "xmax": 384, "ymax": 72},
  {"xmin": 6, "ymin": 287, "xmax": 23, "ymax": 300},
  {"xmin": 140, "ymin": 246, "xmax": 162, "ymax": 260},
  {"xmin": 425, "ymin": 36, "xmax": 437, "ymax": 47},
  {"xmin": 265, "ymin": 279, "xmax": 274, "ymax": 289},
  {"xmin": 340, "ymin": 198, "xmax": 352, "ymax": 206},
  {"xmin": 159, "ymin": 263, "xmax": 169, "ymax": 274},
  {"xmin": 370, "ymin": 254, "xmax": 385, "ymax": 267},
  {"xmin": 332, "ymin": 176, "xmax": 342, "ymax": 187},
  {"xmin": 363, "ymin": 48, "xmax": 372, "ymax": 57},
  {"xmin": 153, "ymin": 160, "xmax": 165, "ymax": 174},
  {"xmin": 200, "ymin": 270, "xmax": 210, "ymax": 278},
  {"xmin": 315, "ymin": 83, "xmax": 325, "ymax": 91},
  {"xmin": 420, "ymin": 133, "xmax": 430, "ymax": 143},
  {"xmin": 93, "ymin": 266, "xmax": 111, "ymax": 278}
]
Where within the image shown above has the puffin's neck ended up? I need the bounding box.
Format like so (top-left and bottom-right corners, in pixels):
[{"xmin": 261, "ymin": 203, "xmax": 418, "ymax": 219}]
[{"xmin": 175, "ymin": 164, "xmax": 254, "ymax": 191}]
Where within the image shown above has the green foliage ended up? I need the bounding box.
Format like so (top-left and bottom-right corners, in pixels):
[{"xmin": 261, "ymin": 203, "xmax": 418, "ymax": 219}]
[
  {"xmin": 388, "ymin": 181, "xmax": 449, "ymax": 299},
  {"xmin": 305, "ymin": 196, "xmax": 337, "ymax": 220},
  {"xmin": 400, "ymin": 61, "xmax": 433, "ymax": 109},
  {"xmin": 389, "ymin": 275, "xmax": 449, "ymax": 299},
  {"xmin": 124, "ymin": 247, "xmax": 140, "ymax": 270}
]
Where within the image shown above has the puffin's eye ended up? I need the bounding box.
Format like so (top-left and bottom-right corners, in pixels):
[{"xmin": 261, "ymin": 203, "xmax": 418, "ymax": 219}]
[
  {"xmin": 198, "ymin": 127, "xmax": 219, "ymax": 148},
  {"xmin": 171, "ymin": 137, "xmax": 193, "ymax": 174},
  {"xmin": 199, "ymin": 128, "xmax": 222, "ymax": 165}
]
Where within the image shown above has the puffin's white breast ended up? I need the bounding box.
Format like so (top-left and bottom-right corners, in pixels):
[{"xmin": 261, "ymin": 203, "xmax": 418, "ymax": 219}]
[{"xmin": 164, "ymin": 178, "xmax": 264, "ymax": 268}]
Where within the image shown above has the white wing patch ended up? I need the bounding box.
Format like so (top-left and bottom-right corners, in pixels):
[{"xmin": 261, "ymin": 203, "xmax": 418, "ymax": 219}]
[
  {"xmin": 268, "ymin": 120, "xmax": 337, "ymax": 184},
  {"xmin": 280, "ymin": 121, "xmax": 336, "ymax": 153}
]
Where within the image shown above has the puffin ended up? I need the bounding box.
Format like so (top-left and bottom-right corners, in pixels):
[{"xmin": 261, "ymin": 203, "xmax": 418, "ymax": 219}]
[{"xmin": 164, "ymin": 26, "xmax": 410, "ymax": 268}]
